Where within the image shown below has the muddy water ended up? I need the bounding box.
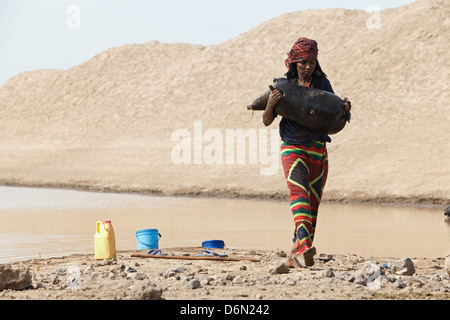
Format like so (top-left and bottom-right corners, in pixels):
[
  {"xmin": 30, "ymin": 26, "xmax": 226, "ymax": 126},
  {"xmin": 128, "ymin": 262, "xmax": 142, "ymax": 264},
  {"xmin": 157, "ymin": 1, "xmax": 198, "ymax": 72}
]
[{"xmin": 0, "ymin": 186, "xmax": 448, "ymax": 263}]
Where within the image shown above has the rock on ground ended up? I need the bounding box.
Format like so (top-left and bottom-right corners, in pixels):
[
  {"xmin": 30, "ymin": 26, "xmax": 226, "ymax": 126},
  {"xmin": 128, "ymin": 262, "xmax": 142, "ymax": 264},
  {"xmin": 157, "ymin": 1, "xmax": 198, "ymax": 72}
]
[
  {"xmin": 445, "ymin": 250, "xmax": 450, "ymax": 276},
  {"xmin": 388, "ymin": 257, "xmax": 416, "ymax": 276},
  {"xmin": 0, "ymin": 263, "xmax": 32, "ymax": 290}
]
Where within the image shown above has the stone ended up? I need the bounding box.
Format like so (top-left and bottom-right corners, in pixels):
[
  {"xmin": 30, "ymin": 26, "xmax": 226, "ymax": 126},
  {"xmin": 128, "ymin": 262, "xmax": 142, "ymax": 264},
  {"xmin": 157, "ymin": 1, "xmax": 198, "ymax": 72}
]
[
  {"xmin": 55, "ymin": 267, "xmax": 66, "ymax": 275},
  {"xmin": 125, "ymin": 266, "xmax": 137, "ymax": 273},
  {"xmin": 267, "ymin": 249, "xmax": 287, "ymax": 260},
  {"xmin": 225, "ymin": 274, "xmax": 234, "ymax": 281},
  {"xmin": 351, "ymin": 261, "xmax": 382, "ymax": 290},
  {"xmin": 171, "ymin": 266, "xmax": 187, "ymax": 273},
  {"xmin": 284, "ymin": 279, "xmax": 297, "ymax": 286},
  {"xmin": 163, "ymin": 265, "xmax": 187, "ymax": 278},
  {"xmin": 185, "ymin": 279, "xmax": 201, "ymax": 289},
  {"xmin": 321, "ymin": 268, "xmax": 335, "ymax": 278},
  {"xmin": 365, "ymin": 261, "xmax": 382, "ymax": 291},
  {"xmin": 274, "ymin": 249, "xmax": 287, "ymax": 258},
  {"xmin": 82, "ymin": 265, "xmax": 94, "ymax": 275},
  {"xmin": 271, "ymin": 261, "xmax": 290, "ymax": 274},
  {"xmin": 130, "ymin": 281, "xmax": 162, "ymax": 300},
  {"xmin": 352, "ymin": 272, "xmax": 366, "ymax": 285},
  {"xmin": 200, "ymin": 276, "xmax": 213, "ymax": 286},
  {"xmin": 232, "ymin": 276, "xmax": 243, "ymax": 285},
  {"xmin": 388, "ymin": 258, "xmax": 416, "ymax": 276},
  {"xmin": 0, "ymin": 263, "xmax": 32, "ymax": 290},
  {"xmin": 66, "ymin": 265, "xmax": 81, "ymax": 289},
  {"xmin": 444, "ymin": 250, "xmax": 450, "ymax": 276}
]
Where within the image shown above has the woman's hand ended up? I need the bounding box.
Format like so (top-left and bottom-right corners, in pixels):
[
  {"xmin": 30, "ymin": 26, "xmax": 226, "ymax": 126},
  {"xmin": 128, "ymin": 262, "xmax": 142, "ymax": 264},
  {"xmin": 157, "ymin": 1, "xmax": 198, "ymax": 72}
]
[
  {"xmin": 342, "ymin": 97, "xmax": 352, "ymax": 122},
  {"xmin": 262, "ymin": 89, "xmax": 282, "ymax": 126},
  {"xmin": 267, "ymin": 88, "xmax": 283, "ymax": 109},
  {"xmin": 343, "ymin": 97, "xmax": 351, "ymax": 111}
]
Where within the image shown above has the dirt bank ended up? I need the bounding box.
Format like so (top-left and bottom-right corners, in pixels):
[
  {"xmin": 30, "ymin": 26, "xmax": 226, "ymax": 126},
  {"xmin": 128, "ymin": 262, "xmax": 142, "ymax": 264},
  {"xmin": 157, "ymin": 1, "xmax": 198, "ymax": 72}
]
[{"xmin": 0, "ymin": 0, "xmax": 449, "ymax": 207}]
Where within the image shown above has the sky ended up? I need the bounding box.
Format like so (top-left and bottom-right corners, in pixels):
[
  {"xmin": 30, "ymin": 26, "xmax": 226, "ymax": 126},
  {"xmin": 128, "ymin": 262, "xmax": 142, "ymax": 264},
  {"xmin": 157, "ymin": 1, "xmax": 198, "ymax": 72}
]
[{"xmin": 0, "ymin": 0, "xmax": 418, "ymax": 84}]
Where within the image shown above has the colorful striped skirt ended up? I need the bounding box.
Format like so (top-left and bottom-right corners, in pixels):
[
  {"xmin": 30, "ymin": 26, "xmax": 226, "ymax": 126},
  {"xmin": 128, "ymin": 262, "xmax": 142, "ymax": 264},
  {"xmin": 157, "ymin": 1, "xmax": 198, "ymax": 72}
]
[{"xmin": 280, "ymin": 141, "xmax": 329, "ymax": 255}]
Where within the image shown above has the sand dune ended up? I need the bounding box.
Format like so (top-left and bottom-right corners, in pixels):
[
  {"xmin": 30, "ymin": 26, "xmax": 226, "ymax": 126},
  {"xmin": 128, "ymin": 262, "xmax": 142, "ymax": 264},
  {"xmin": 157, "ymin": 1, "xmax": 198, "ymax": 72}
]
[{"xmin": 0, "ymin": 0, "xmax": 448, "ymax": 205}]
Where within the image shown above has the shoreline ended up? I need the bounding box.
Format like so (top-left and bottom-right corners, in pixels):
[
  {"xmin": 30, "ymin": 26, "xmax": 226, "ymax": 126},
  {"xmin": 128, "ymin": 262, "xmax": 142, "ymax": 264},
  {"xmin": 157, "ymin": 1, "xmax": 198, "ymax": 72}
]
[{"xmin": 0, "ymin": 180, "xmax": 448, "ymax": 208}]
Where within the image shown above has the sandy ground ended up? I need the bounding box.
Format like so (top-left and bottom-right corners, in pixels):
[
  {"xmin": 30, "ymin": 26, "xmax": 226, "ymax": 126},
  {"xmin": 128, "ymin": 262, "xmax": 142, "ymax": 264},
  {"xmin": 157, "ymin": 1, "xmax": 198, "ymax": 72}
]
[{"xmin": 1, "ymin": 247, "xmax": 449, "ymax": 302}]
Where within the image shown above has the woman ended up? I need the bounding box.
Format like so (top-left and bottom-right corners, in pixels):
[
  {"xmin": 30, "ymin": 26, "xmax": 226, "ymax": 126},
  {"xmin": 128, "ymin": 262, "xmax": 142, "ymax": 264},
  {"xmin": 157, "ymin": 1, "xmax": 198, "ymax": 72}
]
[{"xmin": 263, "ymin": 37, "xmax": 348, "ymax": 268}]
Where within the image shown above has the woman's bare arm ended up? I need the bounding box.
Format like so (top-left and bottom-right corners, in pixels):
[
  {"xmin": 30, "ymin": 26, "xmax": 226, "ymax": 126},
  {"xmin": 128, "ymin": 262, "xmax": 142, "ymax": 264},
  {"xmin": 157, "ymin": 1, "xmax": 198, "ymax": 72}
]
[{"xmin": 262, "ymin": 89, "xmax": 282, "ymax": 126}]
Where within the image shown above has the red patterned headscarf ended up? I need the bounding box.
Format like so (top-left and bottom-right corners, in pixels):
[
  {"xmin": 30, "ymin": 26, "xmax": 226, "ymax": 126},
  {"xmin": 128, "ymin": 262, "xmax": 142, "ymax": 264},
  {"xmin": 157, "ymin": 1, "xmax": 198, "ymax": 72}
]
[{"xmin": 285, "ymin": 37, "xmax": 318, "ymax": 69}]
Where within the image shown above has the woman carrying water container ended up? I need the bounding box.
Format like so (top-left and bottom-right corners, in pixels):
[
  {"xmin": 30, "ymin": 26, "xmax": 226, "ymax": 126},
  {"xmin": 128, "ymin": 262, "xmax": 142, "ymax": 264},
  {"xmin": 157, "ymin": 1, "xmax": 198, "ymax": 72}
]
[{"xmin": 262, "ymin": 37, "xmax": 350, "ymax": 268}]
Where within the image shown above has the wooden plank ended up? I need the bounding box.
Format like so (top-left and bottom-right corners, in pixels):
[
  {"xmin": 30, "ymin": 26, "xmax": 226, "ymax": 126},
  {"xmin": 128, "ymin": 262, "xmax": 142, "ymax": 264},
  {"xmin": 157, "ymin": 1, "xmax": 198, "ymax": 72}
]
[{"xmin": 130, "ymin": 254, "xmax": 260, "ymax": 262}]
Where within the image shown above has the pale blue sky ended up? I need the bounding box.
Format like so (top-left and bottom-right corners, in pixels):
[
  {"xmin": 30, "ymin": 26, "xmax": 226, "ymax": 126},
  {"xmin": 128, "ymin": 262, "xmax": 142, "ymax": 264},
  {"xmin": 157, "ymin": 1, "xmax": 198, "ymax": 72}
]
[{"xmin": 0, "ymin": 0, "xmax": 418, "ymax": 84}]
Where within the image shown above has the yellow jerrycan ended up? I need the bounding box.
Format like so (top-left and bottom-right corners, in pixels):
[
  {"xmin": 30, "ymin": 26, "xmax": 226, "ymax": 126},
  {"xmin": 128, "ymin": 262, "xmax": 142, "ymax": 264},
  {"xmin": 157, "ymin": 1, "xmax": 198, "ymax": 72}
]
[{"xmin": 94, "ymin": 220, "xmax": 116, "ymax": 260}]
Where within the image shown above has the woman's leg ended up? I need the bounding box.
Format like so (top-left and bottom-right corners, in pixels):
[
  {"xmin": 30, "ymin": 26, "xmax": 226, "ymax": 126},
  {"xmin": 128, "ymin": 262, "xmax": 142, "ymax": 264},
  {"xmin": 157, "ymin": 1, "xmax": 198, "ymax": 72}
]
[
  {"xmin": 281, "ymin": 142, "xmax": 328, "ymax": 266},
  {"xmin": 307, "ymin": 146, "xmax": 328, "ymax": 243},
  {"xmin": 284, "ymin": 157, "xmax": 314, "ymax": 255}
]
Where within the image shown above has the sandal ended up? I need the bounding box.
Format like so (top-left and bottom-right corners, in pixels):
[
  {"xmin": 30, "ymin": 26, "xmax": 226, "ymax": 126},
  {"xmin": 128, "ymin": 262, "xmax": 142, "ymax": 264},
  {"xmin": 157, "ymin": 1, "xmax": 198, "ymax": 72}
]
[
  {"xmin": 196, "ymin": 250, "xmax": 228, "ymax": 258},
  {"xmin": 345, "ymin": 253, "xmax": 360, "ymax": 259},
  {"xmin": 146, "ymin": 249, "xmax": 167, "ymax": 256},
  {"xmin": 318, "ymin": 253, "xmax": 334, "ymax": 262}
]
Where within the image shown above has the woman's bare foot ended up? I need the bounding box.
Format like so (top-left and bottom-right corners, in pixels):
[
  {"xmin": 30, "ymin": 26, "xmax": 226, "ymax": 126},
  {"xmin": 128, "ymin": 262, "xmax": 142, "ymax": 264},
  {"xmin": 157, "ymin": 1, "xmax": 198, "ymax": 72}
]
[
  {"xmin": 287, "ymin": 246, "xmax": 317, "ymax": 268},
  {"xmin": 286, "ymin": 254, "xmax": 305, "ymax": 268}
]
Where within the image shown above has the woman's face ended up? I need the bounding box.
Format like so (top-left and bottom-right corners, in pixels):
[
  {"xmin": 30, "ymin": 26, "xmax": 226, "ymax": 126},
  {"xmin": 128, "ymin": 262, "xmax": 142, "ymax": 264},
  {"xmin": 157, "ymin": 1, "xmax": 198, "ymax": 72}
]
[{"xmin": 296, "ymin": 59, "xmax": 317, "ymax": 78}]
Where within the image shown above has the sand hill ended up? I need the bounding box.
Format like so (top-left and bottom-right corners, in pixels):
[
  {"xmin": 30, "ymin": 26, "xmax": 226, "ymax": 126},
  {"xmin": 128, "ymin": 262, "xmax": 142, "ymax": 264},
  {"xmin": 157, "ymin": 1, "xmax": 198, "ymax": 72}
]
[{"xmin": 0, "ymin": 0, "xmax": 448, "ymax": 205}]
